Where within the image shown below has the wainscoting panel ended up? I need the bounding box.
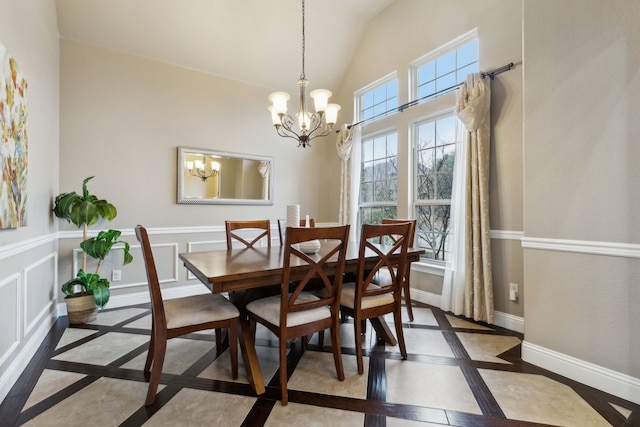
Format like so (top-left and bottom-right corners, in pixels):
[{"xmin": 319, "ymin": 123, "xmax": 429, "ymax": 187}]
[
  {"xmin": 0, "ymin": 273, "xmax": 20, "ymax": 367},
  {"xmin": 23, "ymin": 252, "xmax": 57, "ymax": 337}
]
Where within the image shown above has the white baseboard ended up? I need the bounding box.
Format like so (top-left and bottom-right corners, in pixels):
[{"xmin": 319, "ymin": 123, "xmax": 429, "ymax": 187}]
[
  {"xmin": 522, "ymin": 341, "xmax": 640, "ymax": 405},
  {"xmin": 410, "ymin": 289, "xmax": 525, "ymax": 333},
  {"xmin": 0, "ymin": 310, "xmax": 57, "ymax": 403}
]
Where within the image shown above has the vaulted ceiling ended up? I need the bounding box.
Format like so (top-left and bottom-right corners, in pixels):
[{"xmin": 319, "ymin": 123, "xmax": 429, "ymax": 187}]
[{"xmin": 55, "ymin": 0, "xmax": 395, "ymax": 94}]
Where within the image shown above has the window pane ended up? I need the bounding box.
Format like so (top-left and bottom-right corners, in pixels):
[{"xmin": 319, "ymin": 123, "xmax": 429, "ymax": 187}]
[
  {"xmin": 436, "ymin": 116, "xmax": 457, "ymax": 145},
  {"xmin": 436, "ymin": 51, "xmax": 456, "ymax": 76},
  {"xmin": 362, "ymin": 139, "xmax": 373, "ymax": 162},
  {"xmin": 387, "ymin": 80, "xmax": 398, "ymax": 98},
  {"xmin": 417, "ymin": 121, "xmax": 435, "ymax": 149},
  {"xmin": 362, "ymin": 92, "xmax": 374, "ymax": 109},
  {"xmin": 386, "ymin": 96, "xmax": 398, "ymax": 112},
  {"xmin": 457, "ymin": 40, "xmax": 478, "ymax": 67},
  {"xmin": 418, "ymin": 82, "xmax": 435, "ymax": 99},
  {"xmin": 373, "ymin": 137, "xmax": 387, "ymax": 158},
  {"xmin": 418, "ymin": 61, "xmax": 435, "ymax": 85},
  {"xmin": 436, "ymin": 172, "xmax": 453, "ymax": 199},
  {"xmin": 435, "ymin": 72, "xmax": 456, "ymax": 92},
  {"xmin": 457, "ymin": 63, "xmax": 478, "ymax": 84},
  {"xmin": 360, "ymin": 182, "xmax": 373, "ymax": 203}
]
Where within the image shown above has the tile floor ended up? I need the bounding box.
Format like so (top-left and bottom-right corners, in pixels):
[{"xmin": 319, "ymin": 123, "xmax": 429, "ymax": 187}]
[{"xmin": 1, "ymin": 302, "xmax": 638, "ymax": 426}]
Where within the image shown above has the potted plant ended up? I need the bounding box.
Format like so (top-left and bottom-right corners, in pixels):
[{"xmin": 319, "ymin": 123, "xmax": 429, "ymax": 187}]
[{"xmin": 54, "ymin": 176, "xmax": 133, "ymax": 323}]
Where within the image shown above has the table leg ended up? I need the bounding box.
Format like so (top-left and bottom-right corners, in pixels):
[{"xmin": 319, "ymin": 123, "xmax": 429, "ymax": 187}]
[
  {"xmin": 238, "ymin": 314, "xmax": 265, "ymax": 395},
  {"xmin": 369, "ymin": 316, "xmax": 397, "ymax": 346},
  {"xmin": 229, "ymin": 290, "xmax": 267, "ymax": 395}
]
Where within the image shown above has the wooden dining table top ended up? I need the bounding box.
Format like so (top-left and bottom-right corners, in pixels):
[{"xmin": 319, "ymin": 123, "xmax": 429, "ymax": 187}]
[{"xmin": 179, "ymin": 241, "xmax": 425, "ymax": 294}]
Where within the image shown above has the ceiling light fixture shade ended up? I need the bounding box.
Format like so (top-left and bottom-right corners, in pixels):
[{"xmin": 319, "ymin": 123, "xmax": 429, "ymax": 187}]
[{"xmin": 268, "ymin": 0, "xmax": 340, "ymax": 148}]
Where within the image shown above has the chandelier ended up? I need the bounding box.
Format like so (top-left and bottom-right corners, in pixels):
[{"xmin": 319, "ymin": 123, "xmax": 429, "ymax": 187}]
[
  {"xmin": 268, "ymin": 0, "xmax": 340, "ymax": 148},
  {"xmin": 186, "ymin": 158, "xmax": 220, "ymax": 181}
]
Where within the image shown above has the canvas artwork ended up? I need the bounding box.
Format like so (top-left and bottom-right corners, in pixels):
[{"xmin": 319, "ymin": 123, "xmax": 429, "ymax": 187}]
[{"xmin": 0, "ymin": 41, "xmax": 28, "ymax": 229}]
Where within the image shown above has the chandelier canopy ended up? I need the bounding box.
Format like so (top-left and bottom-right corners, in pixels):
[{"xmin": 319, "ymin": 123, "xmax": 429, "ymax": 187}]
[{"xmin": 268, "ymin": 0, "xmax": 340, "ymax": 148}]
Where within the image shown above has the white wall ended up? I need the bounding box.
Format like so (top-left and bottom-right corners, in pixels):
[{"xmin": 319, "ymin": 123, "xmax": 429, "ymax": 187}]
[
  {"xmin": 0, "ymin": 0, "xmax": 60, "ymax": 402},
  {"xmin": 522, "ymin": 0, "xmax": 640, "ymax": 403}
]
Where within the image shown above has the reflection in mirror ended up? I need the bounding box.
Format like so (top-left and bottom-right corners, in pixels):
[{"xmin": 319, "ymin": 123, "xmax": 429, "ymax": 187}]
[{"xmin": 177, "ymin": 146, "xmax": 273, "ymax": 205}]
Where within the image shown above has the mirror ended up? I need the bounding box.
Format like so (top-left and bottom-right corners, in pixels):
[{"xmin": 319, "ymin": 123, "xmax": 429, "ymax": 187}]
[{"xmin": 177, "ymin": 146, "xmax": 273, "ymax": 205}]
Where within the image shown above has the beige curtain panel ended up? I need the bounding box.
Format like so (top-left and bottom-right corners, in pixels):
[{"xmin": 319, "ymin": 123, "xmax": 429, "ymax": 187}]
[{"xmin": 455, "ymin": 73, "xmax": 494, "ymax": 323}]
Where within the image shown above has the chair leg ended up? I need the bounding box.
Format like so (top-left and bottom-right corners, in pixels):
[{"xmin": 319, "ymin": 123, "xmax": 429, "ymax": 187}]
[
  {"xmin": 318, "ymin": 330, "xmax": 325, "ymax": 347},
  {"xmin": 403, "ymin": 277, "xmax": 415, "ymax": 322},
  {"xmin": 145, "ymin": 336, "xmax": 167, "ymax": 406},
  {"xmin": 279, "ymin": 337, "xmax": 288, "ymax": 405},
  {"xmin": 354, "ymin": 315, "xmax": 364, "ymax": 375},
  {"xmin": 144, "ymin": 330, "xmax": 155, "ymax": 374},
  {"xmin": 330, "ymin": 322, "xmax": 344, "ymax": 381},
  {"xmin": 228, "ymin": 321, "xmax": 238, "ymax": 380},
  {"xmin": 394, "ymin": 306, "xmax": 407, "ymax": 360},
  {"xmin": 215, "ymin": 328, "xmax": 223, "ymax": 355}
]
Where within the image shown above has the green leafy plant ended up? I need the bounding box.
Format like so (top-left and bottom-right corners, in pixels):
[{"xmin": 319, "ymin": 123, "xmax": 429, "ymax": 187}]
[{"xmin": 54, "ymin": 176, "xmax": 132, "ymax": 309}]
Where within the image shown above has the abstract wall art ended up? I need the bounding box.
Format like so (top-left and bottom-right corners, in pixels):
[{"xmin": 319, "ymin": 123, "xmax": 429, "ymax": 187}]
[{"xmin": 0, "ymin": 41, "xmax": 28, "ymax": 229}]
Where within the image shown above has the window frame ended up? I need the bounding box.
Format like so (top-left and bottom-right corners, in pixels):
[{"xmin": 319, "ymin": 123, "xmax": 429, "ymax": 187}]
[
  {"xmin": 411, "ymin": 109, "xmax": 460, "ymax": 264},
  {"xmin": 358, "ymin": 129, "xmax": 399, "ymax": 228},
  {"xmin": 354, "ymin": 72, "xmax": 399, "ymax": 124},
  {"xmin": 409, "ymin": 29, "xmax": 478, "ymax": 103}
]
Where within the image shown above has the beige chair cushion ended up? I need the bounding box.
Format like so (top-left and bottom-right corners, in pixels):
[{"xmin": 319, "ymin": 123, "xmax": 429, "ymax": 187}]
[
  {"xmin": 246, "ymin": 292, "xmax": 331, "ymax": 327},
  {"xmin": 341, "ymin": 282, "xmax": 395, "ymax": 310},
  {"xmin": 165, "ymin": 293, "xmax": 239, "ymax": 330}
]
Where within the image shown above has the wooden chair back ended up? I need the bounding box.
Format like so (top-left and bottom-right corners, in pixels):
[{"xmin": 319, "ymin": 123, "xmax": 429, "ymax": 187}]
[
  {"xmin": 280, "ymin": 225, "xmax": 347, "ymax": 326},
  {"xmin": 381, "ymin": 218, "xmax": 416, "ymax": 247},
  {"xmin": 135, "ymin": 225, "xmax": 167, "ymax": 330},
  {"xmin": 225, "ymin": 219, "xmax": 271, "ymax": 250},
  {"xmin": 381, "ymin": 218, "xmax": 417, "ymax": 321}
]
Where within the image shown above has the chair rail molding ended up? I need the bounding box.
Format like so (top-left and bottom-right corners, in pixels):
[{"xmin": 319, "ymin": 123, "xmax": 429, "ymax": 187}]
[{"xmin": 522, "ymin": 237, "xmax": 640, "ymax": 259}]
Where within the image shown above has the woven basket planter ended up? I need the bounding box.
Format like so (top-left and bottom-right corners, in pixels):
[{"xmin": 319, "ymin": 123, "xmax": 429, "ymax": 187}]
[{"xmin": 66, "ymin": 294, "xmax": 98, "ymax": 324}]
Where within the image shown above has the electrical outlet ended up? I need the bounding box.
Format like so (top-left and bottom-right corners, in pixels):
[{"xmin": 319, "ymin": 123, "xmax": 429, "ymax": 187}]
[
  {"xmin": 112, "ymin": 270, "xmax": 122, "ymax": 282},
  {"xmin": 509, "ymin": 283, "xmax": 518, "ymax": 301}
]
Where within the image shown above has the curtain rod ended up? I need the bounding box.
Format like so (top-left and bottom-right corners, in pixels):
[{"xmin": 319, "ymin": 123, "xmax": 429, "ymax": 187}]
[{"xmin": 343, "ymin": 62, "xmax": 514, "ymax": 130}]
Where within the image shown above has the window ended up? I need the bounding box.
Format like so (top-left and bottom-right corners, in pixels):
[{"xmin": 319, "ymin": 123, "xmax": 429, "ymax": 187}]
[
  {"xmin": 411, "ymin": 33, "xmax": 478, "ymax": 100},
  {"xmin": 357, "ymin": 76, "xmax": 398, "ymax": 123},
  {"xmin": 355, "ymin": 32, "xmax": 476, "ymax": 266},
  {"xmin": 413, "ymin": 113, "xmax": 459, "ymax": 261},
  {"xmin": 359, "ymin": 132, "xmax": 398, "ymax": 225}
]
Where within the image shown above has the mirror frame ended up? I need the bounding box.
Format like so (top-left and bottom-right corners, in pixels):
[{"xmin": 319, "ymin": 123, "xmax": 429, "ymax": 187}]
[{"xmin": 177, "ymin": 146, "xmax": 274, "ymax": 205}]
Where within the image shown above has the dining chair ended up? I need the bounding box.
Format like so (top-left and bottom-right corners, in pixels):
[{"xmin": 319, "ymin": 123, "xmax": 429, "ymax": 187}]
[
  {"xmin": 341, "ymin": 222, "xmax": 411, "ymax": 375},
  {"xmin": 243, "ymin": 224, "xmax": 350, "ymax": 405},
  {"xmin": 374, "ymin": 218, "xmax": 417, "ymax": 321},
  {"xmin": 135, "ymin": 225, "xmax": 240, "ymax": 406},
  {"xmin": 225, "ymin": 219, "xmax": 271, "ymax": 250},
  {"xmin": 277, "ymin": 218, "xmax": 315, "ymax": 246}
]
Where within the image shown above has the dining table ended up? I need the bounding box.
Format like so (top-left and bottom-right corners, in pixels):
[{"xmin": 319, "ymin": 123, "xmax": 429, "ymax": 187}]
[{"xmin": 179, "ymin": 240, "xmax": 425, "ymax": 395}]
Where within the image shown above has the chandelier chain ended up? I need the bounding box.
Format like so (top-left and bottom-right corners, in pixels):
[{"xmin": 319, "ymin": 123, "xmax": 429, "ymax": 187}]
[{"xmin": 301, "ymin": 0, "xmax": 306, "ymax": 79}]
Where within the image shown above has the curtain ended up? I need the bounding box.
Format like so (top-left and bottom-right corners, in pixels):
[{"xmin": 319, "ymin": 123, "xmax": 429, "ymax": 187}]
[
  {"xmin": 441, "ymin": 119, "xmax": 469, "ymax": 316},
  {"xmin": 257, "ymin": 161, "xmax": 270, "ymax": 200},
  {"xmin": 443, "ymin": 72, "xmax": 494, "ymax": 323},
  {"xmin": 336, "ymin": 124, "xmax": 361, "ymax": 242}
]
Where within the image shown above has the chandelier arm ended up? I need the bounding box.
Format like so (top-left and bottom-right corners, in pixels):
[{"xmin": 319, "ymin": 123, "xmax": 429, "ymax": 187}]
[{"xmin": 277, "ymin": 122, "xmax": 304, "ymax": 141}]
